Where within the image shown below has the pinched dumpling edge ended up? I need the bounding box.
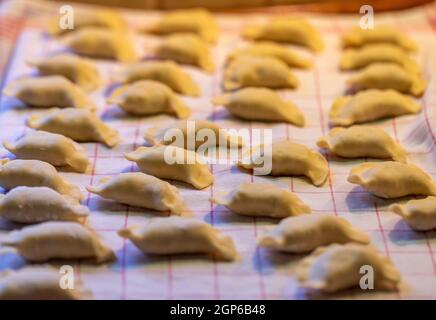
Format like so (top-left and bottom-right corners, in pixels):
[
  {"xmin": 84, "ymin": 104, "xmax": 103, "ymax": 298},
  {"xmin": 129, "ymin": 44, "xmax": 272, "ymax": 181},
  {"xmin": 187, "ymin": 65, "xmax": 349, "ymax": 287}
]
[
  {"xmin": 3, "ymin": 131, "xmax": 90, "ymax": 173},
  {"xmin": 26, "ymin": 108, "xmax": 121, "ymax": 148},
  {"xmin": 2, "ymin": 75, "xmax": 97, "ymax": 111},
  {"xmin": 86, "ymin": 173, "xmax": 192, "ymax": 216},
  {"xmin": 346, "ymin": 63, "xmax": 427, "ymax": 97},
  {"xmin": 0, "ymin": 186, "xmax": 89, "ymax": 223},
  {"xmin": 329, "ymin": 89, "xmax": 422, "ymax": 126},
  {"xmin": 347, "ymin": 161, "xmax": 436, "ymax": 198},
  {"xmin": 296, "ymin": 244, "xmax": 402, "ymax": 292},
  {"xmin": 118, "ymin": 216, "xmax": 238, "ymax": 261},
  {"xmin": 317, "ymin": 126, "xmax": 407, "ymax": 163},
  {"xmin": 212, "ymin": 88, "xmax": 305, "ymax": 126},
  {"xmin": 238, "ymin": 141, "xmax": 329, "ymax": 187},
  {"xmin": 124, "ymin": 145, "xmax": 215, "ymax": 190},
  {"xmin": 222, "ymin": 56, "xmax": 299, "ymax": 91},
  {"xmin": 0, "ymin": 158, "xmax": 84, "ymax": 202},
  {"xmin": 0, "ymin": 266, "xmax": 93, "ymax": 300},
  {"xmin": 211, "ymin": 182, "xmax": 312, "ymax": 218},
  {"xmin": 257, "ymin": 214, "xmax": 371, "ymax": 253},
  {"xmin": 0, "ymin": 221, "xmax": 116, "ymax": 263},
  {"xmin": 107, "ymin": 81, "xmax": 191, "ymax": 118},
  {"xmin": 390, "ymin": 196, "xmax": 436, "ymax": 231}
]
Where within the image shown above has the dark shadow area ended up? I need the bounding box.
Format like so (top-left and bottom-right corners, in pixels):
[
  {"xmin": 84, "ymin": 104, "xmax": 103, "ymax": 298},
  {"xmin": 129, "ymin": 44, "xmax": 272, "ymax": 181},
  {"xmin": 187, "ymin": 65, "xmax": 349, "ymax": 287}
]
[
  {"xmin": 86, "ymin": 195, "xmax": 171, "ymax": 218},
  {"xmin": 253, "ymin": 247, "xmax": 306, "ymax": 275},
  {"xmin": 203, "ymin": 207, "xmax": 279, "ymax": 226}
]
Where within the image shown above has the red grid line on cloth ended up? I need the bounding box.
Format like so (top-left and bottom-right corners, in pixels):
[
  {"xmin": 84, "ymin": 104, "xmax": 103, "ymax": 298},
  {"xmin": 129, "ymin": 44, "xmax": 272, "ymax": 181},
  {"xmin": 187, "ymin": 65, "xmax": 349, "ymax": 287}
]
[
  {"xmin": 64, "ymin": 263, "xmax": 436, "ymax": 278},
  {"xmin": 3, "ymin": 148, "xmax": 434, "ymax": 159},
  {"xmin": 73, "ymin": 169, "xmax": 436, "ymax": 177},
  {"xmin": 209, "ymin": 56, "xmax": 220, "ymax": 300},
  {"xmin": 237, "ymin": 57, "xmax": 269, "ymax": 299},
  {"xmin": 374, "ymin": 202, "xmax": 404, "ymax": 299},
  {"xmin": 120, "ymin": 119, "xmax": 142, "ymax": 300},
  {"xmin": 167, "ymin": 255, "xmax": 174, "ymax": 300},
  {"xmin": 252, "ymin": 218, "xmax": 268, "ymax": 300},
  {"xmin": 0, "ymin": 16, "xmax": 25, "ymax": 92},
  {"xmin": 313, "ymin": 59, "xmax": 338, "ymax": 216},
  {"xmin": 246, "ymin": 116, "xmax": 268, "ymax": 300},
  {"xmin": 284, "ymin": 123, "xmax": 295, "ymax": 192},
  {"xmin": 420, "ymin": 7, "xmax": 436, "ymax": 277},
  {"xmin": 89, "ymin": 226, "xmax": 436, "ymax": 237},
  {"xmin": 0, "ymin": 15, "xmax": 25, "ymax": 39}
]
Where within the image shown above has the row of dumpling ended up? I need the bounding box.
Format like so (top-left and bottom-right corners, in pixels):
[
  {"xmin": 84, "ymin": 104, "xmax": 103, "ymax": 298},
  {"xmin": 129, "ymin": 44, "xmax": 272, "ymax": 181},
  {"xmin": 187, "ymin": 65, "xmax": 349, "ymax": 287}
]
[
  {"xmin": 213, "ymin": 17, "xmax": 323, "ymax": 127},
  {"xmin": 0, "ymin": 216, "xmax": 403, "ymax": 298},
  {"xmin": 208, "ymin": 19, "xmax": 408, "ymax": 293},
  {"xmin": 2, "ymin": 13, "xmax": 327, "ymax": 126},
  {"xmin": 0, "ymin": 121, "xmax": 413, "ymax": 297},
  {"xmin": 222, "ymin": 17, "xmax": 322, "ymax": 92},
  {"xmin": 0, "ymin": 159, "xmax": 404, "ymax": 296},
  {"xmin": 2, "ymin": 9, "xmax": 222, "ymax": 125},
  {"xmin": 0, "ymin": 153, "xmax": 234, "ymax": 300},
  {"xmin": 0, "ymin": 9, "xmax": 316, "ymax": 298},
  {"xmin": 3, "ymin": 127, "xmax": 433, "ymax": 294},
  {"xmin": 327, "ymin": 26, "xmax": 436, "ymax": 231},
  {"xmin": 0, "ymin": 9, "xmax": 218, "ymax": 299},
  {"xmin": 300, "ymin": 26, "xmax": 436, "ymax": 294},
  {"xmin": 306, "ymin": 24, "xmax": 436, "ymax": 291},
  {"xmin": 333, "ymin": 26, "xmax": 426, "ymax": 124},
  {"xmin": 214, "ymin": 22, "xmax": 436, "ymax": 293},
  {"xmin": 47, "ymin": 8, "xmax": 216, "ymax": 68},
  {"xmin": 215, "ymin": 19, "xmax": 407, "ymax": 293}
]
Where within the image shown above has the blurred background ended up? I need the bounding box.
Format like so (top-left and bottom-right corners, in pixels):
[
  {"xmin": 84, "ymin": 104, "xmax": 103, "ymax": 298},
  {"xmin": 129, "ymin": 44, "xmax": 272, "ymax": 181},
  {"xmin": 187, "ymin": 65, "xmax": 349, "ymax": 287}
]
[{"xmin": 48, "ymin": 0, "xmax": 434, "ymax": 12}]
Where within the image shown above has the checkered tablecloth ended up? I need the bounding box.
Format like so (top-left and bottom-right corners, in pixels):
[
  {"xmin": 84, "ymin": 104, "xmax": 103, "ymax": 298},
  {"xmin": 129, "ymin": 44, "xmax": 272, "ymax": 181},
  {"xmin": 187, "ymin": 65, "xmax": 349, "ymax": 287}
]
[{"xmin": 0, "ymin": 0, "xmax": 436, "ymax": 299}]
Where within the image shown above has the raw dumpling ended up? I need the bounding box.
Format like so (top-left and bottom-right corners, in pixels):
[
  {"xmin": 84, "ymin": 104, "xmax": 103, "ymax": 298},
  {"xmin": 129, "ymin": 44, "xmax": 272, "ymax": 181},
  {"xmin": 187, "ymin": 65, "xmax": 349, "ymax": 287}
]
[
  {"xmin": 227, "ymin": 42, "xmax": 312, "ymax": 69},
  {"xmin": 296, "ymin": 244, "xmax": 401, "ymax": 292},
  {"xmin": 114, "ymin": 60, "xmax": 200, "ymax": 96},
  {"xmin": 212, "ymin": 87, "xmax": 305, "ymax": 126},
  {"xmin": 2, "ymin": 75, "xmax": 96, "ymax": 110},
  {"xmin": 211, "ymin": 182, "xmax": 311, "ymax": 218},
  {"xmin": 242, "ymin": 18, "xmax": 324, "ymax": 52},
  {"xmin": 0, "ymin": 267, "xmax": 92, "ymax": 300},
  {"xmin": 258, "ymin": 215, "xmax": 370, "ymax": 253},
  {"xmin": 3, "ymin": 131, "xmax": 90, "ymax": 173},
  {"xmin": 154, "ymin": 33, "xmax": 214, "ymax": 72},
  {"xmin": 118, "ymin": 216, "xmax": 237, "ymax": 261},
  {"xmin": 390, "ymin": 196, "xmax": 436, "ymax": 231},
  {"xmin": 26, "ymin": 108, "xmax": 121, "ymax": 148},
  {"xmin": 348, "ymin": 161, "xmax": 436, "ymax": 199},
  {"xmin": 329, "ymin": 89, "xmax": 422, "ymax": 126},
  {"xmin": 125, "ymin": 145, "xmax": 214, "ymax": 189},
  {"xmin": 145, "ymin": 9, "xmax": 218, "ymax": 43},
  {"xmin": 107, "ymin": 80, "xmax": 191, "ymax": 118},
  {"xmin": 0, "ymin": 186, "xmax": 88, "ymax": 223},
  {"xmin": 0, "ymin": 159, "xmax": 83, "ymax": 202},
  {"xmin": 223, "ymin": 56, "xmax": 298, "ymax": 91},
  {"xmin": 86, "ymin": 172, "xmax": 191, "ymax": 216},
  {"xmin": 63, "ymin": 27, "xmax": 137, "ymax": 62},
  {"xmin": 48, "ymin": 9, "xmax": 125, "ymax": 35},
  {"xmin": 238, "ymin": 140, "xmax": 329, "ymax": 186},
  {"xmin": 0, "ymin": 221, "xmax": 115, "ymax": 263},
  {"xmin": 340, "ymin": 44, "xmax": 420, "ymax": 73},
  {"xmin": 144, "ymin": 120, "xmax": 243, "ymax": 150},
  {"xmin": 346, "ymin": 63, "xmax": 426, "ymax": 97},
  {"xmin": 317, "ymin": 125, "xmax": 407, "ymax": 163},
  {"xmin": 27, "ymin": 54, "xmax": 101, "ymax": 91},
  {"xmin": 341, "ymin": 26, "xmax": 418, "ymax": 51}
]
